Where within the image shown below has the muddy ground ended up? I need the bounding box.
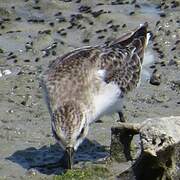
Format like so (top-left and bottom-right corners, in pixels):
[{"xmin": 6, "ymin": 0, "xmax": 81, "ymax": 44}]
[{"xmin": 0, "ymin": 0, "xmax": 179, "ymax": 179}]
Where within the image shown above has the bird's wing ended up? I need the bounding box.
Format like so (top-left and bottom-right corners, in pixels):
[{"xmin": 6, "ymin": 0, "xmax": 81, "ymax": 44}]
[
  {"xmin": 42, "ymin": 46, "xmax": 101, "ymax": 111},
  {"xmin": 42, "ymin": 22, "xmax": 149, "ymax": 111},
  {"xmin": 99, "ymin": 22, "xmax": 149, "ymax": 93}
]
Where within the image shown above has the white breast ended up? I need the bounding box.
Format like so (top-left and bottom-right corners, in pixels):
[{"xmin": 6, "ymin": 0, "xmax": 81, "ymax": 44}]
[{"xmin": 90, "ymin": 82, "xmax": 123, "ymax": 123}]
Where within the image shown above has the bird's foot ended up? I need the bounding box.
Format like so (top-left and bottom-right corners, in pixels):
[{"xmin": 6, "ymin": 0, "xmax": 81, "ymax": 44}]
[{"xmin": 117, "ymin": 111, "xmax": 126, "ymax": 122}]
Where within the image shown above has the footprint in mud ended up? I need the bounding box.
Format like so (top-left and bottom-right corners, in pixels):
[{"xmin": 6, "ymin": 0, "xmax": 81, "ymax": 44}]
[{"xmin": 6, "ymin": 139, "xmax": 108, "ymax": 175}]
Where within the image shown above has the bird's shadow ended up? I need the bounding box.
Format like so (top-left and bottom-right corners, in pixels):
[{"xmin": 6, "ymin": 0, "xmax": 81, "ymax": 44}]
[{"xmin": 6, "ymin": 138, "xmax": 108, "ymax": 175}]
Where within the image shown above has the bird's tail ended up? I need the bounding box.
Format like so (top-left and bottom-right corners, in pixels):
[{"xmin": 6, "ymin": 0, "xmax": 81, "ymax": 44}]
[{"xmin": 110, "ymin": 22, "xmax": 150, "ymax": 63}]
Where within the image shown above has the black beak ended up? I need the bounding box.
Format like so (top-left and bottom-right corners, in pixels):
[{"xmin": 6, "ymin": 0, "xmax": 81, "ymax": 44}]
[{"xmin": 64, "ymin": 147, "xmax": 74, "ymax": 169}]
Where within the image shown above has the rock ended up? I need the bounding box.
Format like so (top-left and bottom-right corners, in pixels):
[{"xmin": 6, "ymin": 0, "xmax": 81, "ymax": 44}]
[
  {"xmin": 168, "ymin": 59, "xmax": 178, "ymax": 66},
  {"xmin": 0, "ymin": 48, "xmax": 4, "ymax": 53},
  {"xmin": 171, "ymin": 79, "xmax": 180, "ymax": 91},
  {"xmin": 150, "ymin": 69, "xmax": 161, "ymax": 86},
  {"xmin": 111, "ymin": 116, "xmax": 180, "ymax": 180},
  {"xmin": 110, "ymin": 123, "xmax": 140, "ymax": 162},
  {"xmin": 135, "ymin": 117, "xmax": 180, "ymax": 180},
  {"xmin": 159, "ymin": 12, "xmax": 166, "ymax": 18},
  {"xmin": 26, "ymin": 168, "xmax": 38, "ymax": 176}
]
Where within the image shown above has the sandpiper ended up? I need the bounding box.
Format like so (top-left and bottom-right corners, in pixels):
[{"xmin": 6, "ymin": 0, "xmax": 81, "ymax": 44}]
[{"xmin": 41, "ymin": 22, "xmax": 150, "ymax": 169}]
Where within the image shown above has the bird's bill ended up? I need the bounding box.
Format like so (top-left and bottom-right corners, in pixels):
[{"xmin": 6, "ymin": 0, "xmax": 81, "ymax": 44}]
[{"xmin": 65, "ymin": 147, "xmax": 74, "ymax": 169}]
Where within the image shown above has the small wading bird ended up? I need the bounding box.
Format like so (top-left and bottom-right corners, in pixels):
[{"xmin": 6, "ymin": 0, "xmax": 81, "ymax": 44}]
[{"xmin": 41, "ymin": 22, "xmax": 150, "ymax": 169}]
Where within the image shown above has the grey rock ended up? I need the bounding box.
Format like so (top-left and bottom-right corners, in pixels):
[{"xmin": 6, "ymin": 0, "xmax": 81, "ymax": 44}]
[
  {"xmin": 150, "ymin": 69, "xmax": 161, "ymax": 86},
  {"xmin": 111, "ymin": 116, "xmax": 180, "ymax": 180}
]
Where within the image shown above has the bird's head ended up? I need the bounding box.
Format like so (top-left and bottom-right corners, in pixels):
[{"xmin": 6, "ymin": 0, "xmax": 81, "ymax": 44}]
[{"xmin": 51, "ymin": 101, "xmax": 89, "ymax": 169}]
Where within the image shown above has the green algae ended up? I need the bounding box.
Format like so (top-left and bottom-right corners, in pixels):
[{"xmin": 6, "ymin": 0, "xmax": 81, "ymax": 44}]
[{"xmin": 54, "ymin": 166, "xmax": 111, "ymax": 180}]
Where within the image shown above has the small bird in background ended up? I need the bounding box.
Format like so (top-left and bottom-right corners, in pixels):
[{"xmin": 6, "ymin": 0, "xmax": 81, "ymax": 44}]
[{"xmin": 41, "ymin": 22, "xmax": 150, "ymax": 169}]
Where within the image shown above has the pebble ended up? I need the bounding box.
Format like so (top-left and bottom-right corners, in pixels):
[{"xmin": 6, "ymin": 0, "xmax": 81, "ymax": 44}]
[
  {"xmin": 3, "ymin": 69, "xmax": 12, "ymax": 75},
  {"xmin": 25, "ymin": 42, "xmax": 33, "ymax": 50},
  {"xmin": 160, "ymin": 61, "xmax": 166, "ymax": 67},
  {"xmin": 98, "ymin": 35, "xmax": 105, "ymax": 39},
  {"xmin": 109, "ymin": 24, "xmax": 120, "ymax": 32},
  {"xmin": 135, "ymin": 4, "xmax": 141, "ymax": 8},
  {"xmin": 54, "ymin": 12, "xmax": 62, "ymax": 16},
  {"xmin": 7, "ymin": 55, "xmax": 17, "ymax": 60},
  {"xmin": 33, "ymin": 6, "xmax": 41, "ymax": 10},
  {"xmin": 96, "ymin": 3, "xmax": 104, "ymax": 6},
  {"xmin": 171, "ymin": 46, "xmax": 176, "ymax": 51},
  {"xmin": 26, "ymin": 169, "xmax": 37, "ymax": 176},
  {"xmin": 13, "ymin": 59, "xmax": 18, "ymax": 63},
  {"xmin": 172, "ymin": 80, "xmax": 180, "ymax": 87},
  {"xmin": 95, "ymin": 119, "xmax": 103, "ymax": 123},
  {"xmin": 89, "ymin": 21, "xmax": 94, "ymax": 25},
  {"xmin": 170, "ymin": 79, "xmax": 180, "ymax": 91},
  {"xmin": 49, "ymin": 22, "xmax": 54, "ymax": 27},
  {"xmin": 0, "ymin": 48, "xmax": 4, "ymax": 53},
  {"xmin": 150, "ymin": 69, "xmax": 161, "ymax": 86},
  {"xmin": 107, "ymin": 20, "xmax": 113, "ymax": 25},
  {"xmin": 38, "ymin": 29, "xmax": 51, "ymax": 34},
  {"xmin": 96, "ymin": 29, "xmax": 103, "ymax": 33},
  {"xmin": 82, "ymin": 39, "xmax": 90, "ymax": 43},
  {"xmin": 149, "ymin": 65, "xmax": 156, "ymax": 69},
  {"xmin": 28, "ymin": 18, "xmax": 45, "ymax": 23},
  {"xmin": 24, "ymin": 59, "xmax": 30, "ymax": 62},
  {"xmin": 15, "ymin": 17, "xmax": 21, "ymax": 21},
  {"xmin": 58, "ymin": 17, "xmax": 66, "ymax": 23},
  {"xmin": 111, "ymin": 1, "xmax": 124, "ymax": 5},
  {"xmin": 131, "ymin": 0, "xmax": 136, "ymax": 4},
  {"xmin": 122, "ymin": 24, "xmax": 127, "ymax": 28},
  {"xmin": 92, "ymin": 10, "xmax": 104, "ymax": 18},
  {"xmin": 1, "ymin": 25, "xmax": 5, "ymax": 29},
  {"xmin": 60, "ymin": 32, "xmax": 67, "ymax": 36},
  {"xmin": 175, "ymin": 40, "xmax": 180, "ymax": 45},
  {"xmin": 159, "ymin": 12, "xmax": 166, "ymax": 18},
  {"xmin": 42, "ymin": 50, "xmax": 50, "ymax": 57},
  {"xmin": 171, "ymin": 1, "xmax": 179, "ymax": 8},
  {"xmin": 79, "ymin": 6, "xmax": 91, "ymax": 13},
  {"xmin": 3, "ymin": 18, "xmax": 10, "ymax": 22},
  {"xmin": 168, "ymin": 59, "xmax": 178, "ymax": 66},
  {"xmin": 156, "ymin": 21, "xmax": 161, "ymax": 26},
  {"xmin": 52, "ymin": 50, "xmax": 56, "ymax": 56},
  {"xmin": 129, "ymin": 11, "xmax": 135, "ymax": 15}
]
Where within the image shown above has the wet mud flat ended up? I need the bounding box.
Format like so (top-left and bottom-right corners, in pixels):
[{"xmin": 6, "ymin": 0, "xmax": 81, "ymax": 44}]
[{"xmin": 0, "ymin": 0, "xmax": 179, "ymax": 179}]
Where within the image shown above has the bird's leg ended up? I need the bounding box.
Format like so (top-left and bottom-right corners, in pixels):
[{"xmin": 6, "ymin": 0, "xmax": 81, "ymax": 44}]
[{"xmin": 117, "ymin": 111, "xmax": 126, "ymax": 122}]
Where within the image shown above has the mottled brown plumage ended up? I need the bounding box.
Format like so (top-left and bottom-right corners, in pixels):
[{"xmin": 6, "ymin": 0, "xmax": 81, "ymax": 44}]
[{"xmin": 41, "ymin": 22, "xmax": 149, "ymax": 169}]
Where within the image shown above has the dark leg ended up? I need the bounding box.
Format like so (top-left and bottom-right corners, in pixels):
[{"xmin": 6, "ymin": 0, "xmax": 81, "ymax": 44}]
[{"xmin": 117, "ymin": 111, "xmax": 126, "ymax": 122}]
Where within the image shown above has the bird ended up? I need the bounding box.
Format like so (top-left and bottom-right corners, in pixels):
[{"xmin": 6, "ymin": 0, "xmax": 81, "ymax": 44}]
[{"xmin": 41, "ymin": 22, "xmax": 150, "ymax": 169}]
